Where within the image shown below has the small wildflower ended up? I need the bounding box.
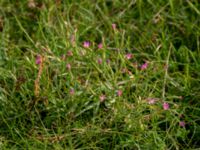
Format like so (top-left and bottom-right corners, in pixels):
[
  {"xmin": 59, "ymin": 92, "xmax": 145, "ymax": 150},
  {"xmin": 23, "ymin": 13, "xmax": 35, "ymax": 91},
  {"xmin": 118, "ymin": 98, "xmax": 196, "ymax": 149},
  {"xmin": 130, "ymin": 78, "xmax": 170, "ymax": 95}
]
[
  {"xmin": 83, "ymin": 41, "xmax": 90, "ymax": 48},
  {"xmin": 141, "ymin": 62, "xmax": 148, "ymax": 70},
  {"xmin": 106, "ymin": 59, "xmax": 110, "ymax": 64},
  {"xmin": 36, "ymin": 55, "xmax": 42, "ymax": 65},
  {"xmin": 98, "ymin": 43, "xmax": 103, "ymax": 49},
  {"xmin": 179, "ymin": 121, "xmax": 186, "ymax": 127},
  {"xmin": 125, "ymin": 53, "xmax": 133, "ymax": 60},
  {"xmin": 66, "ymin": 63, "xmax": 71, "ymax": 70},
  {"xmin": 67, "ymin": 51, "xmax": 73, "ymax": 56},
  {"xmin": 98, "ymin": 58, "xmax": 102, "ymax": 64},
  {"xmin": 69, "ymin": 89, "xmax": 75, "ymax": 95},
  {"xmin": 99, "ymin": 95, "xmax": 106, "ymax": 102},
  {"xmin": 163, "ymin": 102, "xmax": 169, "ymax": 110},
  {"xmin": 112, "ymin": 23, "xmax": 116, "ymax": 30},
  {"xmin": 117, "ymin": 90, "xmax": 123, "ymax": 97}
]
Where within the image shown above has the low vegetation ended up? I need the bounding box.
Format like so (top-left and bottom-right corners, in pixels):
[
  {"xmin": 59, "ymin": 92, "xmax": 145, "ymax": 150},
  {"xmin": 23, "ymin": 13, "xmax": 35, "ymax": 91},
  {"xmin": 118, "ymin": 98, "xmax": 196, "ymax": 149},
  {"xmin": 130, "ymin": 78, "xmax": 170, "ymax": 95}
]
[{"xmin": 0, "ymin": 0, "xmax": 200, "ymax": 149}]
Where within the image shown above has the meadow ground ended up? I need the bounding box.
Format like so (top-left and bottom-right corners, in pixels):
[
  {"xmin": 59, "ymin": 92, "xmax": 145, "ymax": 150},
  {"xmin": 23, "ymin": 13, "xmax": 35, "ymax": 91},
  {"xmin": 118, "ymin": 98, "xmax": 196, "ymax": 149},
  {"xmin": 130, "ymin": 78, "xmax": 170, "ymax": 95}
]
[{"xmin": 0, "ymin": 0, "xmax": 200, "ymax": 149}]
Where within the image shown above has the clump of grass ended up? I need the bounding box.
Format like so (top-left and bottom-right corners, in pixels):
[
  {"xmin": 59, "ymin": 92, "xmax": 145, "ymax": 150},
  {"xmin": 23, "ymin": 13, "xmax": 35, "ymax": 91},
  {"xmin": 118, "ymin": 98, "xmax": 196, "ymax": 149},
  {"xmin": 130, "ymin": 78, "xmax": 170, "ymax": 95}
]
[{"xmin": 0, "ymin": 0, "xmax": 200, "ymax": 149}]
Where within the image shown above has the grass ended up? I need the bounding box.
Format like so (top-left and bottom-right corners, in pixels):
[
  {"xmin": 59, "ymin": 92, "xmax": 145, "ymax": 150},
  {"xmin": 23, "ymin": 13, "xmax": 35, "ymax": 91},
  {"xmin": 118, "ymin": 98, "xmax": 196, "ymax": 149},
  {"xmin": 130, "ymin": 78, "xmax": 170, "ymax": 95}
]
[{"xmin": 0, "ymin": 0, "xmax": 200, "ymax": 149}]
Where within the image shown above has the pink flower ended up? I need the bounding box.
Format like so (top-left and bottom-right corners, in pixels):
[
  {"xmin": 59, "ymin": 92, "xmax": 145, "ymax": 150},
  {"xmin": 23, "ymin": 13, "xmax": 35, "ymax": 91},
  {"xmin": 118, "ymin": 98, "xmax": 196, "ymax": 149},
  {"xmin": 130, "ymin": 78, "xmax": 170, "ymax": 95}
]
[
  {"xmin": 36, "ymin": 55, "xmax": 42, "ymax": 65},
  {"xmin": 67, "ymin": 51, "xmax": 73, "ymax": 56},
  {"xmin": 117, "ymin": 90, "xmax": 123, "ymax": 96},
  {"xmin": 83, "ymin": 41, "xmax": 90, "ymax": 48},
  {"xmin": 163, "ymin": 102, "xmax": 169, "ymax": 110},
  {"xmin": 179, "ymin": 121, "xmax": 185, "ymax": 127},
  {"xmin": 69, "ymin": 89, "xmax": 75, "ymax": 95},
  {"xmin": 98, "ymin": 58, "xmax": 102, "ymax": 64},
  {"xmin": 125, "ymin": 53, "xmax": 133, "ymax": 60},
  {"xmin": 141, "ymin": 62, "xmax": 148, "ymax": 70},
  {"xmin": 99, "ymin": 95, "xmax": 106, "ymax": 102},
  {"xmin": 98, "ymin": 43, "xmax": 103, "ymax": 49},
  {"xmin": 66, "ymin": 63, "xmax": 71, "ymax": 70},
  {"xmin": 112, "ymin": 23, "xmax": 116, "ymax": 30},
  {"xmin": 106, "ymin": 59, "xmax": 110, "ymax": 64}
]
